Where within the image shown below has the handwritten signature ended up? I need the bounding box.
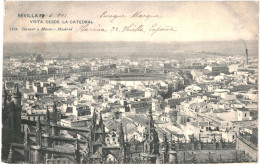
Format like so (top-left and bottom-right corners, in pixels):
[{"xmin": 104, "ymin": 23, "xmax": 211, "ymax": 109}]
[{"xmin": 100, "ymin": 11, "xmax": 160, "ymax": 23}]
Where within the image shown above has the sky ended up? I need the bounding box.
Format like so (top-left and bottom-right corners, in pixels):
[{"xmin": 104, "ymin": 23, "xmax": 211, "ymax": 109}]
[{"xmin": 3, "ymin": 1, "xmax": 259, "ymax": 42}]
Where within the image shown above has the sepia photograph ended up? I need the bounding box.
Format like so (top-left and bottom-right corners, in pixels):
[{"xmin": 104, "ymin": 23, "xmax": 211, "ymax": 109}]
[{"xmin": 2, "ymin": 1, "xmax": 259, "ymax": 163}]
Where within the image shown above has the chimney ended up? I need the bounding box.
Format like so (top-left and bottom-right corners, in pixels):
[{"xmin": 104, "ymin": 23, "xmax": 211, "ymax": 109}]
[{"xmin": 245, "ymin": 47, "xmax": 248, "ymax": 65}]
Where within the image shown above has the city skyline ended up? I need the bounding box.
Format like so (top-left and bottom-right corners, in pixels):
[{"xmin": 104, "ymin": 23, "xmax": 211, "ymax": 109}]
[{"xmin": 3, "ymin": 40, "xmax": 259, "ymax": 59}]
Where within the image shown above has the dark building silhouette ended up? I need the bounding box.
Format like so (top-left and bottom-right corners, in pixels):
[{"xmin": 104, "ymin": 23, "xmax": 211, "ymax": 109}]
[
  {"xmin": 141, "ymin": 109, "xmax": 160, "ymax": 163},
  {"xmin": 2, "ymin": 83, "xmax": 22, "ymax": 160},
  {"xmin": 245, "ymin": 47, "xmax": 249, "ymax": 65},
  {"xmin": 88, "ymin": 111, "xmax": 106, "ymax": 161},
  {"xmin": 89, "ymin": 110, "xmax": 130, "ymax": 163},
  {"xmin": 3, "ymin": 102, "xmax": 131, "ymax": 163}
]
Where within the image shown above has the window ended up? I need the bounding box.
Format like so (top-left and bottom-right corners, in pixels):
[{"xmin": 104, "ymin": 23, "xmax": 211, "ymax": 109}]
[
  {"xmin": 245, "ymin": 113, "xmax": 247, "ymax": 117},
  {"xmin": 113, "ymin": 138, "xmax": 115, "ymax": 141}
]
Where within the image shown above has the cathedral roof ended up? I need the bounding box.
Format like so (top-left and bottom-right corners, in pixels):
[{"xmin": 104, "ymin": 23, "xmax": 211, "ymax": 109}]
[{"xmin": 90, "ymin": 150, "xmax": 103, "ymax": 159}]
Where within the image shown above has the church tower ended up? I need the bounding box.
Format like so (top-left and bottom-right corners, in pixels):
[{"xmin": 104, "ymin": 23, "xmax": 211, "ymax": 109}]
[
  {"xmin": 89, "ymin": 110, "xmax": 106, "ymax": 162},
  {"xmin": 118, "ymin": 122, "xmax": 130, "ymax": 163},
  {"xmin": 141, "ymin": 109, "xmax": 160, "ymax": 163}
]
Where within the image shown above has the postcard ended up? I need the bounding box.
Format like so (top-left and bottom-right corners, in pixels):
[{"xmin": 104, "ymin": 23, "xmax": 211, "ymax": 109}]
[{"xmin": 2, "ymin": 1, "xmax": 258, "ymax": 163}]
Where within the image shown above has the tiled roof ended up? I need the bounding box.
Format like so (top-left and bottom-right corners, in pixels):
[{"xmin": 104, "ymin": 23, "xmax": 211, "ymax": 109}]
[
  {"xmin": 198, "ymin": 121, "xmax": 209, "ymax": 127},
  {"xmin": 237, "ymin": 107, "xmax": 249, "ymax": 111},
  {"xmin": 126, "ymin": 114, "xmax": 148, "ymax": 126}
]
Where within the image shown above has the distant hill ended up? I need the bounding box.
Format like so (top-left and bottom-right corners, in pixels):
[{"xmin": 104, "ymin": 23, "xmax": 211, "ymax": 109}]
[{"xmin": 3, "ymin": 40, "xmax": 258, "ymax": 59}]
